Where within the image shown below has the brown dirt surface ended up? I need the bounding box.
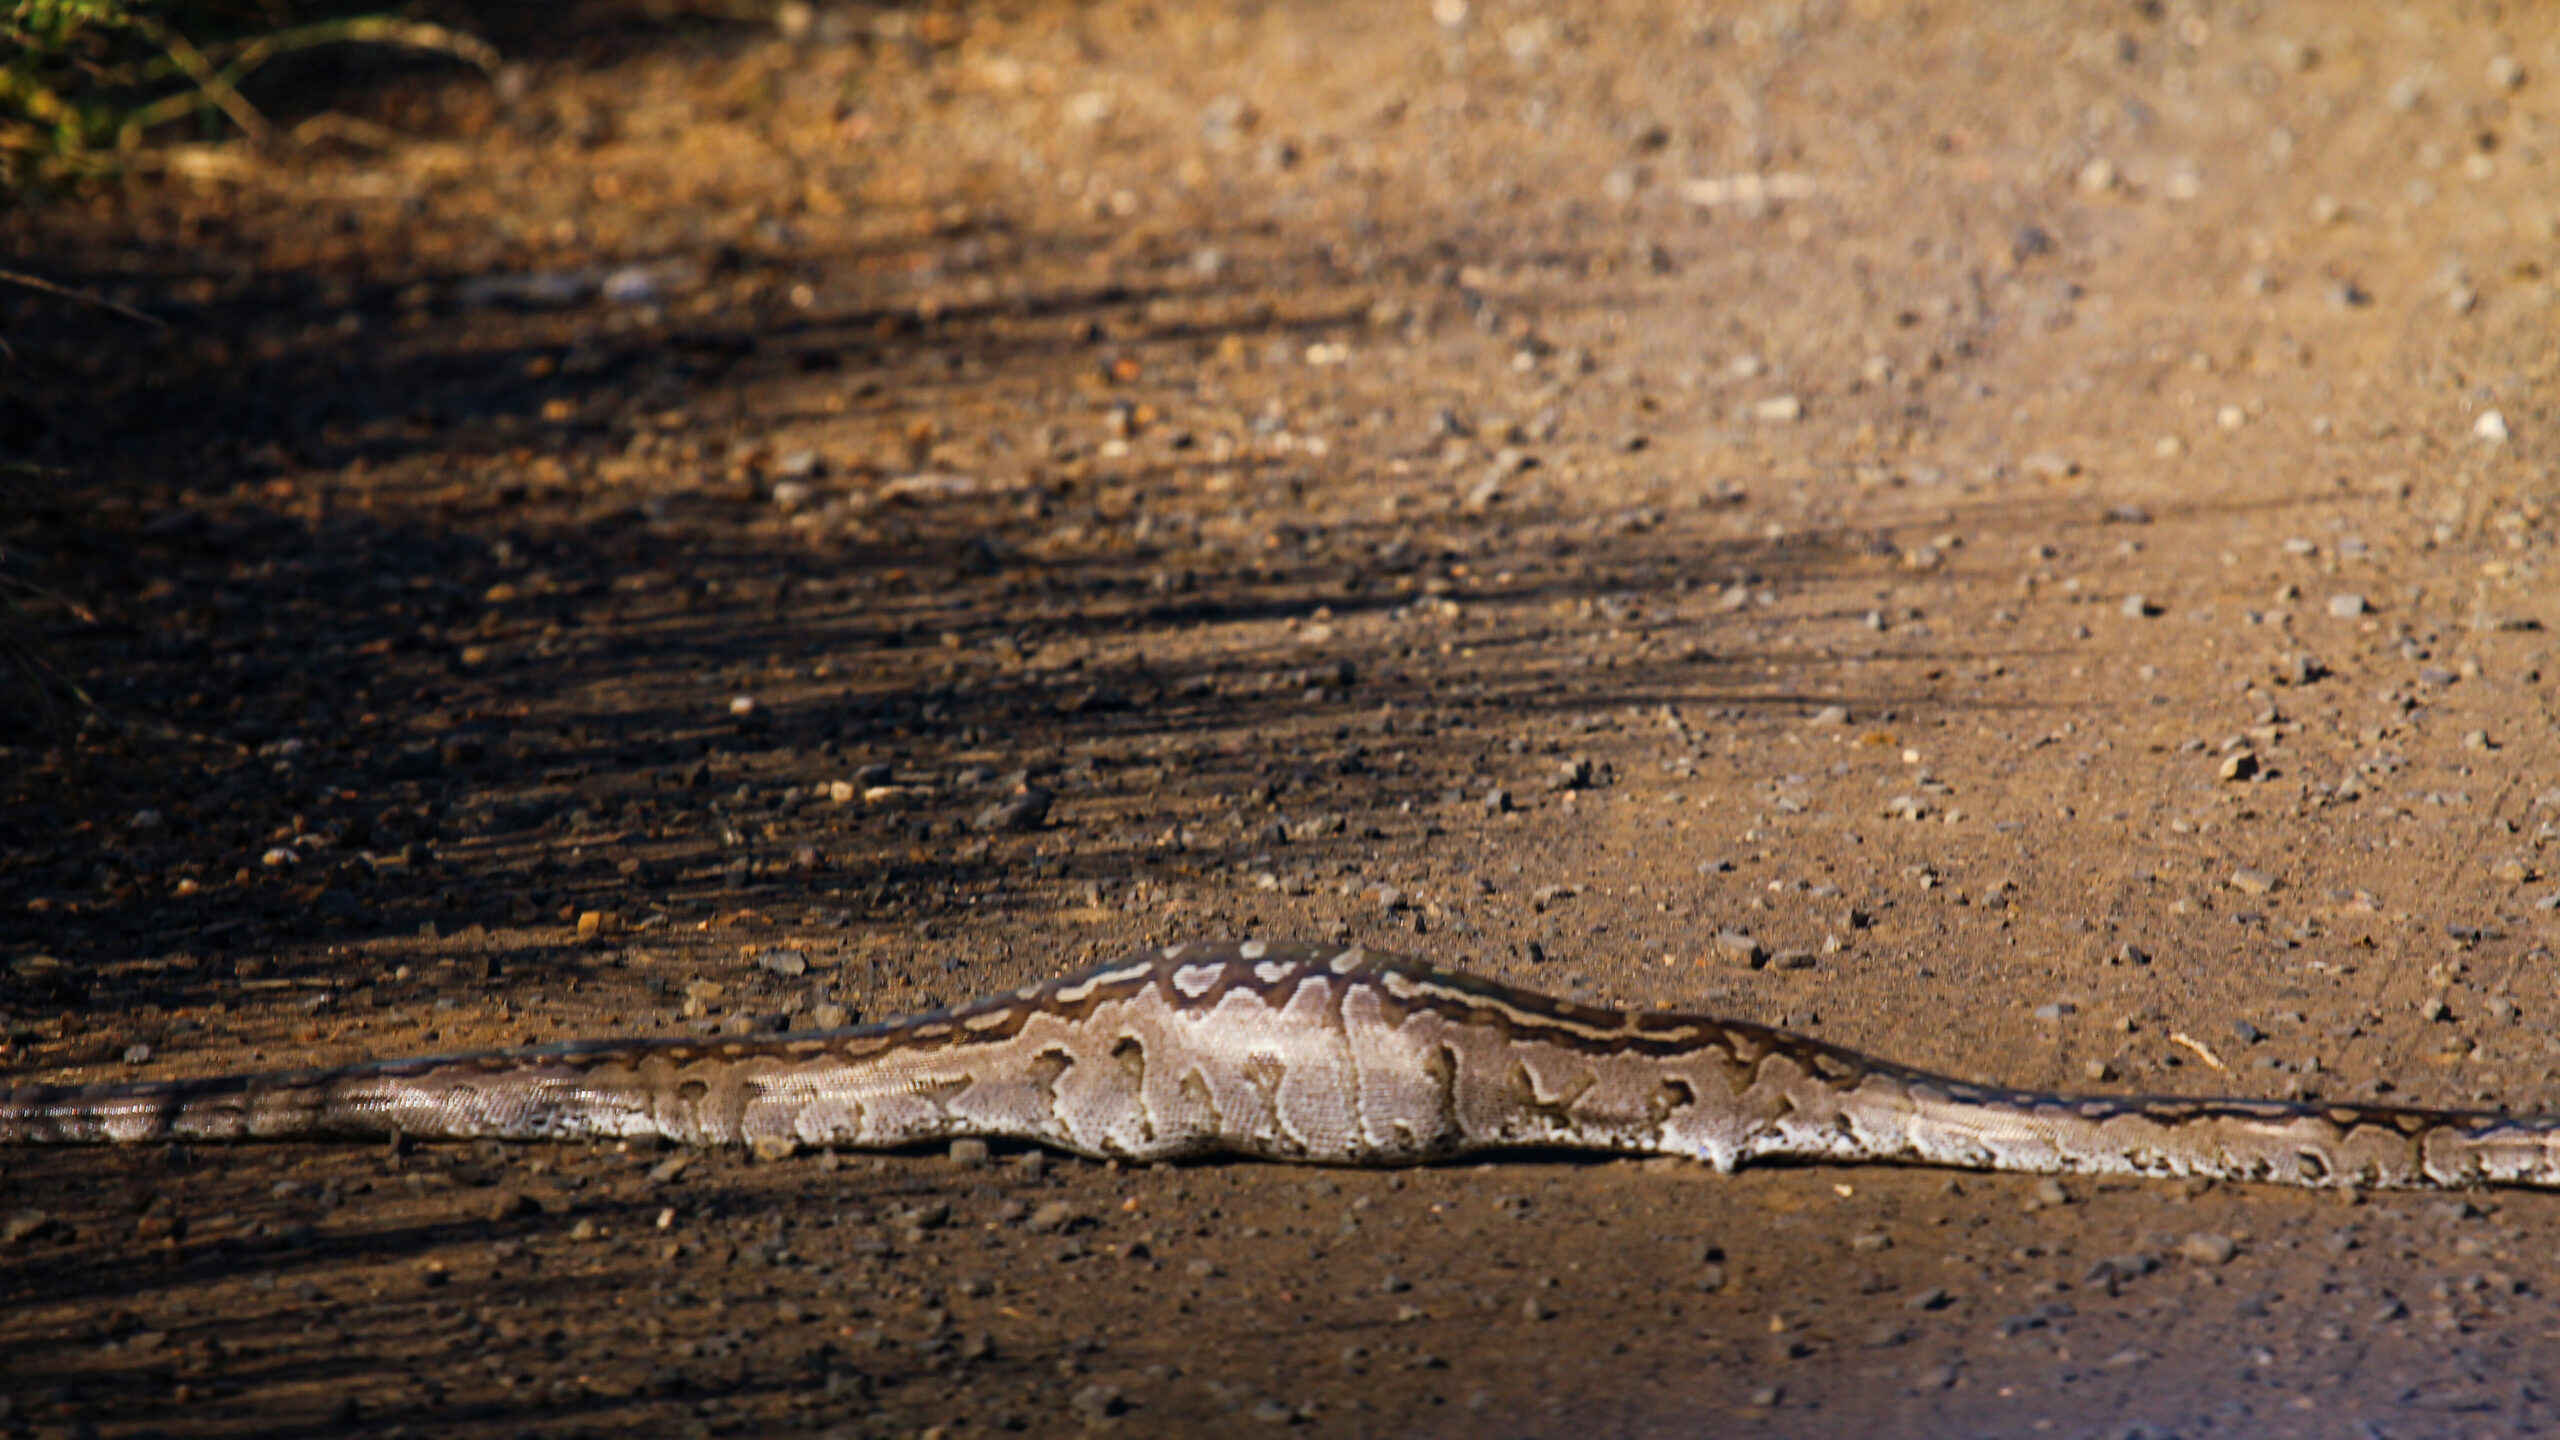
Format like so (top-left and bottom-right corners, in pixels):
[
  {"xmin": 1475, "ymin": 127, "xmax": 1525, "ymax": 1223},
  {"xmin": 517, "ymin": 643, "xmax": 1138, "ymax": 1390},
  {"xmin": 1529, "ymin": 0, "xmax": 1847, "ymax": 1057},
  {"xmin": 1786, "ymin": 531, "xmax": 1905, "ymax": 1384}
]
[{"xmin": 5, "ymin": 1, "xmax": 2560, "ymax": 1435}]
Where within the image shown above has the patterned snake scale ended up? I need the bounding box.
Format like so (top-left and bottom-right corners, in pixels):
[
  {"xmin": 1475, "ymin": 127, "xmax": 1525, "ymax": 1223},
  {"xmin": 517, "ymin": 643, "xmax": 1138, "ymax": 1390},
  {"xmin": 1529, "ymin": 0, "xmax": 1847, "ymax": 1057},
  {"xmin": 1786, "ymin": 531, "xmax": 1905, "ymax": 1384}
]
[{"xmin": 7, "ymin": 941, "xmax": 2560, "ymax": 1190}]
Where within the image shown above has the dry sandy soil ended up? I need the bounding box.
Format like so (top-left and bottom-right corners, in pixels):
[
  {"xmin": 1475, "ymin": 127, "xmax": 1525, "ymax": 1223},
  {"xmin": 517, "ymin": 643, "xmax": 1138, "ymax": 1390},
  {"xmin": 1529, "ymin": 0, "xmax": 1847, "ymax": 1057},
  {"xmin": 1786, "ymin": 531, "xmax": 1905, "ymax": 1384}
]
[{"xmin": 5, "ymin": 1, "xmax": 2560, "ymax": 1436}]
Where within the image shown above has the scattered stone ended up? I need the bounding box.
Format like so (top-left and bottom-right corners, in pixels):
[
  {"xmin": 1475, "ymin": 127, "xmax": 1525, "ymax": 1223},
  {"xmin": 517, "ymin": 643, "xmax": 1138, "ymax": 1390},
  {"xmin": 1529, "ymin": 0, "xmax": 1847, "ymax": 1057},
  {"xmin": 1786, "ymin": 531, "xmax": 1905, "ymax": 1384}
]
[
  {"xmin": 1713, "ymin": 930, "xmax": 1766, "ymax": 967},
  {"xmin": 757, "ymin": 948, "xmax": 810, "ymax": 977},
  {"xmin": 1024, "ymin": 1201, "xmax": 1080, "ymax": 1234},
  {"xmin": 1069, "ymin": 1383, "xmax": 1125, "ymax": 1423},
  {"xmin": 750, "ymin": 1136, "xmax": 801, "ymax": 1163},
  {"xmin": 2033, "ymin": 1002, "xmax": 2077, "ymax": 1022},
  {"xmin": 1753, "ymin": 395, "xmax": 1804, "ymax": 424},
  {"xmin": 486, "ymin": 1190, "xmax": 541, "ymax": 1221},
  {"xmin": 2475, "ymin": 410, "xmax": 2510, "ymax": 444},
  {"xmin": 575, "ymin": 910, "xmax": 621, "ymax": 941},
  {"xmin": 2328, "ymin": 593, "xmax": 2368, "ymax": 619},
  {"xmin": 1520, "ymin": 1295, "xmax": 1554, "ymax": 1321},
  {"xmin": 973, "ymin": 787, "xmax": 1054, "ymax": 832},
  {"xmin": 0, "ymin": 1209, "xmax": 54, "ymax": 1245},
  {"xmin": 2274, "ymin": 654, "xmax": 2327, "ymax": 686},
  {"xmin": 1249, "ymin": 1398, "xmax": 1296, "ymax": 1424},
  {"xmin": 2120, "ymin": 594, "xmax": 2157, "ymax": 618},
  {"xmin": 2229, "ymin": 868, "xmax": 2277, "ymax": 896},
  {"xmin": 2217, "ymin": 752, "xmax": 2258, "ymax": 782},
  {"xmin": 569, "ymin": 1218, "xmax": 599, "ymax": 1242},
  {"xmin": 1483, "ymin": 788, "xmax": 1514, "ymax": 814},
  {"xmin": 2032, "ymin": 1178, "xmax": 2071, "ymax": 1208},
  {"xmin": 950, "ymin": 1139, "xmax": 991, "ymax": 1168},
  {"xmin": 2178, "ymin": 1233, "xmax": 2238, "ymax": 1266}
]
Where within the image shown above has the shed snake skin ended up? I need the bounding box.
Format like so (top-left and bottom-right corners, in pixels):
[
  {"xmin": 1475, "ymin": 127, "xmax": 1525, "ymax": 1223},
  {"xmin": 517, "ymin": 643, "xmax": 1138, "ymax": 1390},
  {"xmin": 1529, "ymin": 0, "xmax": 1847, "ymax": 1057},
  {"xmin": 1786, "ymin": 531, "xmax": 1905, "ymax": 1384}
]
[{"xmin": 6, "ymin": 941, "xmax": 2557, "ymax": 1190}]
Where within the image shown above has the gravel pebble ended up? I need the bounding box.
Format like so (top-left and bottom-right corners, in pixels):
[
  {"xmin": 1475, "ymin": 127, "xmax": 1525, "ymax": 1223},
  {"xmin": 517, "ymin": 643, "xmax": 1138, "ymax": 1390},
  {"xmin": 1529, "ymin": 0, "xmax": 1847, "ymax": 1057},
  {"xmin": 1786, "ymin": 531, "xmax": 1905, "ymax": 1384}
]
[
  {"xmin": 1024, "ymin": 1201, "xmax": 1080, "ymax": 1234},
  {"xmin": 2228, "ymin": 868, "xmax": 2277, "ymax": 896},
  {"xmin": 973, "ymin": 787, "xmax": 1054, "ymax": 832},
  {"xmin": 1713, "ymin": 929, "xmax": 1766, "ymax": 966},
  {"xmin": 1070, "ymin": 1383, "xmax": 1125, "ymax": 1423},
  {"xmin": 2328, "ymin": 593, "xmax": 2367, "ymax": 618},
  {"xmin": 2178, "ymin": 1233, "xmax": 2238, "ymax": 1266}
]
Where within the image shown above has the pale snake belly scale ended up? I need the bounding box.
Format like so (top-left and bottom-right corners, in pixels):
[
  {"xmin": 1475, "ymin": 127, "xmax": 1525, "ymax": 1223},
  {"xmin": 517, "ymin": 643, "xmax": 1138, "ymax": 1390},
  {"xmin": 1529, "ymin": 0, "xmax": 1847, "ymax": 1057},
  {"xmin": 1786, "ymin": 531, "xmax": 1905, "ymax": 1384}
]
[{"xmin": 5, "ymin": 941, "xmax": 2556, "ymax": 1191}]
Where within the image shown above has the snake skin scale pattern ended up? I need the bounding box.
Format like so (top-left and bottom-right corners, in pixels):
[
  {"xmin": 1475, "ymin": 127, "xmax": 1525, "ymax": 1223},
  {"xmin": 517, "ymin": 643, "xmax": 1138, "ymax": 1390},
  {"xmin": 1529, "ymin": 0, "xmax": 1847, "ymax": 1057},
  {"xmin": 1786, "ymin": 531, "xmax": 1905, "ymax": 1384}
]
[{"xmin": 7, "ymin": 941, "xmax": 2560, "ymax": 1190}]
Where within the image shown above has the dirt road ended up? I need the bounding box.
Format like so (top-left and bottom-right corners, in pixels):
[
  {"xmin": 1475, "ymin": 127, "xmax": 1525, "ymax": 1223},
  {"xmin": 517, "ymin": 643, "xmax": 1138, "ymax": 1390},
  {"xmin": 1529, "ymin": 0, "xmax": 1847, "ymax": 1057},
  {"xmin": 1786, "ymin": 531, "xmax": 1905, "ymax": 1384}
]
[{"xmin": 6, "ymin": 2, "xmax": 2560, "ymax": 1435}]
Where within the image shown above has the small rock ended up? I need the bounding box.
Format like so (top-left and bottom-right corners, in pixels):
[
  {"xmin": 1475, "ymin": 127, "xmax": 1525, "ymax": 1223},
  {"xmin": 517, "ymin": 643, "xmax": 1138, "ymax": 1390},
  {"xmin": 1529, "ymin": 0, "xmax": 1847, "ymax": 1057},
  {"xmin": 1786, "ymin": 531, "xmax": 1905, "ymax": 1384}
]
[
  {"xmin": 2328, "ymin": 593, "xmax": 2368, "ymax": 619},
  {"xmin": 757, "ymin": 948, "xmax": 809, "ymax": 978},
  {"xmin": 728, "ymin": 695, "xmax": 759, "ymax": 718},
  {"xmin": 569, "ymin": 1218, "xmax": 599, "ymax": 1242},
  {"xmin": 2082, "ymin": 1059, "xmax": 2116, "ymax": 1082},
  {"xmin": 1024, "ymin": 1201, "xmax": 1079, "ymax": 1234},
  {"xmin": 2178, "ymin": 1233, "xmax": 2238, "ymax": 1266},
  {"xmin": 1483, "ymin": 787, "xmax": 1514, "ymax": 814},
  {"xmin": 2275, "ymin": 654, "xmax": 2328, "ymax": 686},
  {"xmin": 2032, "ymin": 1178, "xmax": 2071, "ymax": 1208},
  {"xmin": 1809, "ymin": 705, "xmax": 1849, "ymax": 726},
  {"xmin": 575, "ymin": 910, "xmax": 621, "ymax": 941},
  {"xmin": 973, "ymin": 787, "xmax": 1054, "ymax": 832},
  {"xmin": 1249, "ymin": 1399, "xmax": 1296, "ymax": 1425},
  {"xmin": 1069, "ymin": 1383, "xmax": 1125, "ymax": 1423},
  {"xmin": 2217, "ymin": 751, "xmax": 2259, "ymax": 782},
  {"xmin": 750, "ymin": 1136, "xmax": 801, "ymax": 1163},
  {"xmin": 950, "ymin": 1139, "xmax": 991, "ymax": 1168},
  {"xmin": 486, "ymin": 1190, "xmax": 541, "ymax": 1222},
  {"xmin": 1905, "ymin": 1287, "xmax": 1952, "ymax": 1311},
  {"xmin": 2229, "ymin": 869, "xmax": 2277, "ymax": 896},
  {"xmin": 1753, "ymin": 395, "xmax": 1804, "ymax": 424},
  {"xmin": 2120, "ymin": 594, "xmax": 2157, "ymax": 618},
  {"xmin": 2033, "ymin": 1002, "xmax": 2077, "ymax": 1022},
  {"xmin": 1713, "ymin": 930, "xmax": 1766, "ymax": 967},
  {"xmin": 123, "ymin": 1043, "xmax": 152, "ymax": 1064},
  {"xmin": 2475, "ymin": 410, "xmax": 2510, "ymax": 445},
  {"xmin": 1520, "ymin": 1296, "xmax": 1554, "ymax": 1321},
  {"xmin": 2231, "ymin": 1019, "xmax": 2265, "ymax": 1045},
  {"xmin": 0, "ymin": 1209, "xmax": 53, "ymax": 1245}
]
